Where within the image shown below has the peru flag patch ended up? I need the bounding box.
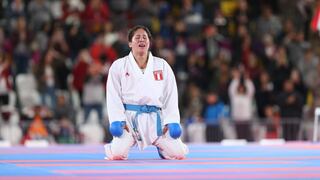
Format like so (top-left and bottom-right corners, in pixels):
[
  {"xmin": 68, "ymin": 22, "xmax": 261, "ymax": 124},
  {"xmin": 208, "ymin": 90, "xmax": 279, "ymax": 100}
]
[{"xmin": 153, "ymin": 70, "xmax": 163, "ymax": 81}]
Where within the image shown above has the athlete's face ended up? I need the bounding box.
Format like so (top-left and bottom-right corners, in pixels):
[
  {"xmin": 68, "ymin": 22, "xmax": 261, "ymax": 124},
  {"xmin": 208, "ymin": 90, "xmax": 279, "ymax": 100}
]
[{"xmin": 129, "ymin": 28, "xmax": 150, "ymax": 54}]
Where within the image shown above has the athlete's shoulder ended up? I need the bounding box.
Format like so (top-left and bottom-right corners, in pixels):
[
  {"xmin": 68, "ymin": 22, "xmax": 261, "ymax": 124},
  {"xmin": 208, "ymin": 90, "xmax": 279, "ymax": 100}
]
[
  {"xmin": 112, "ymin": 55, "xmax": 128, "ymax": 66},
  {"xmin": 110, "ymin": 55, "xmax": 129, "ymax": 69},
  {"xmin": 153, "ymin": 55, "xmax": 166, "ymax": 63},
  {"xmin": 152, "ymin": 55, "xmax": 170, "ymax": 68}
]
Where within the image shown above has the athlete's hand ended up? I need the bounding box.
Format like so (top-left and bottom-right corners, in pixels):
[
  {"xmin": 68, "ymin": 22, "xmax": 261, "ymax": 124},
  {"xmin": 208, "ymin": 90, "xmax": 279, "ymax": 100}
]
[
  {"xmin": 109, "ymin": 121, "xmax": 129, "ymax": 137},
  {"xmin": 163, "ymin": 123, "xmax": 182, "ymax": 139}
]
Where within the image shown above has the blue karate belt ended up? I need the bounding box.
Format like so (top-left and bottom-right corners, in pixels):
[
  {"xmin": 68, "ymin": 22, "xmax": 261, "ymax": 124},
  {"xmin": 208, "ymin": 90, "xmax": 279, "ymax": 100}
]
[{"xmin": 123, "ymin": 104, "xmax": 162, "ymax": 137}]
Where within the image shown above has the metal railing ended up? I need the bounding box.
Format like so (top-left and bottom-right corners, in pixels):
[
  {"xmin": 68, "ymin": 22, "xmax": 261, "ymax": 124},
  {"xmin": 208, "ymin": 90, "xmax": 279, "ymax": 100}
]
[{"xmin": 184, "ymin": 116, "xmax": 319, "ymax": 143}]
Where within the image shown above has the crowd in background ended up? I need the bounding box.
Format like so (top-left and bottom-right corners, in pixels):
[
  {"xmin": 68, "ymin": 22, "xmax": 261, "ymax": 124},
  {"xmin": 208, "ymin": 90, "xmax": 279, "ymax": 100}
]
[{"xmin": 0, "ymin": 0, "xmax": 320, "ymax": 145}]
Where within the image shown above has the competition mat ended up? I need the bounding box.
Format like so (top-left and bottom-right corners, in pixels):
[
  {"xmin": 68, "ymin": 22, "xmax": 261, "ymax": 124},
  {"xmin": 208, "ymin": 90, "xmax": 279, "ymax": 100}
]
[{"xmin": 1, "ymin": 142, "xmax": 320, "ymax": 179}]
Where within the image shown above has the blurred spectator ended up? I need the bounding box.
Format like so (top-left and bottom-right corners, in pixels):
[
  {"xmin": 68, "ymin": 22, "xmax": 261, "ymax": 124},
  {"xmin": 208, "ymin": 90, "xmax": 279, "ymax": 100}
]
[
  {"xmin": 50, "ymin": 0, "xmax": 63, "ymax": 20},
  {"xmin": 15, "ymin": 73, "xmax": 41, "ymax": 116},
  {"xmin": 49, "ymin": 25, "xmax": 69, "ymax": 56},
  {"xmin": 10, "ymin": 16, "xmax": 30, "ymax": 50},
  {"xmin": 212, "ymin": 8, "xmax": 228, "ymax": 36},
  {"xmin": 277, "ymin": 18, "xmax": 295, "ymax": 45},
  {"xmin": 202, "ymin": 0, "xmax": 219, "ymax": 21},
  {"xmin": 207, "ymin": 59, "xmax": 231, "ymax": 104},
  {"xmin": 5, "ymin": 0, "xmax": 27, "ymax": 33},
  {"xmin": 33, "ymin": 22, "xmax": 50, "ymax": 55},
  {"xmin": 54, "ymin": 58, "xmax": 70, "ymax": 92},
  {"xmin": 152, "ymin": 35, "xmax": 166, "ymax": 57},
  {"xmin": 0, "ymin": 27, "xmax": 13, "ymax": 54},
  {"xmin": 102, "ymin": 22, "xmax": 119, "ymax": 50},
  {"xmin": 264, "ymin": 105, "xmax": 281, "ymax": 139},
  {"xmin": 61, "ymin": 0, "xmax": 85, "ymax": 22},
  {"xmin": 65, "ymin": 22, "xmax": 89, "ymax": 61},
  {"xmin": 233, "ymin": 0, "xmax": 250, "ymax": 29},
  {"xmin": 255, "ymin": 71, "xmax": 275, "ymax": 119},
  {"xmin": 180, "ymin": 0, "xmax": 204, "ymax": 36},
  {"xmin": 297, "ymin": 47, "xmax": 319, "ymax": 89},
  {"xmin": 295, "ymin": 0, "xmax": 313, "ymax": 40},
  {"xmin": 272, "ymin": 46, "xmax": 292, "ymax": 93},
  {"xmin": 186, "ymin": 116, "xmax": 205, "ymax": 143},
  {"xmin": 131, "ymin": 0, "xmax": 157, "ymax": 30},
  {"xmin": 72, "ymin": 49, "xmax": 91, "ymax": 104},
  {"xmin": 244, "ymin": 52, "xmax": 262, "ymax": 81},
  {"xmin": 183, "ymin": 83, "xmax": 205, "ymax": 142},
  {"xmin": 216, "ymin": 61, "xmax": 232, "ymax": 105},
  {"xmin": 203, "ymin": 24, "xmax": 224, "ymax": 64},
  {"xmin": 152, "ymin": 35, "xmax": 176, "ymax": 71},
  {"xmin": 52, "ymin": 92, "xmax": 76, "ymax": 143},
  {"xmin": 109, "ymin": 0, "xmax": 130, "ymax": 14},
  {"xmin": 302, "ymin": 63, "xmax": 320, "ymax": 140},
  {"xmin": 286, "ymin": 30, "xmax": 309, "ymax": 67},
  {"xmin": 182, "ymin": 82, "xmax": 203, "ymax": 122},
  {"xmin": 277, "ymin": 79, "xmax": 304, "ymax": 141},
  {"xmin": 54, "ymin": 93, "xmax": 75, "ymax": 123},
  {"xmin": 22, "ymin": 105, "xmax": 51, "ymax": 143},
  {"xmin": 239, "ymin": 34, "xmax": 253, "ymax": 71},
  {"xmin": 202, "ymin": 90, "xmax": 228, "ymax": 142},
  {"xmin": 157, "ymin": 1, "xmax": 174, "ymax": 40},
  {"xmin": 0, "ymin": 2, "xmax": 3, "ymax": 21},
  {"xmin": 228, "ymin": 67, "xmax": 255, "ymax": 141},
  {"xmin": 174, "ymin": 34, "xmax": 188, "ymax": 74},
  {"xmin": 256, "ymin": 5, "xmax": 282, "ymax": 41},
  {"xmin": 0, "ymin": 107, "xmax": 22, "ymax": 145},
  {"xmin": 186, "ymin": 53, "xmax": 207, "ymax": 89},
  {"xmin": 89, "ymin": 33, "xmax": 117, "ymax": 67},
  {"xmin": 35, "ymin": 48, "xmax": 57, "ymax": 109},
  {"xmin": 0, "ymin": 53, "xmax": 13, "ymax": 107},
  {"xmin": 111, "ymin": 28, "xmax": 131, "ymax": 58},
  {"xmin": 12, "ymin": 18, "xmax": 31, "ymax": 75},
  {"xmin": 231, "ymin": 24, "xmax": 249, "ymax": 66},
  {"xmin": 290, "ymin": 68, "xmax": 308, "ymax": 104},
  {"xmin": 82, "ymin": 67, "xmax": 105, "ymax": 126},
  {"xmin": 259, "ymin": 33, "xmax": 277, "ymax": 72},
  {"xmin": 56, "ymin": 116, "xmax": 76, "ymax": 143},
  {"xmin": 81, "ymin": 0, "xmax": 110, "ymax": 35},
  {"xmin": 309, "ymin": 64, "xmax": 320, "ymax": 108},
  {"xmin": 27, "ymin": 0, "xmax": 52, "ymax": 32}
]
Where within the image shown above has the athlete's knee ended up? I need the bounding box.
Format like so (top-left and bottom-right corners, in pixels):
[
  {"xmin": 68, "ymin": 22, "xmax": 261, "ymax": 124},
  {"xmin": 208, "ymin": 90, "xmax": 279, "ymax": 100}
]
[
  {"xmin": 167, "ymin": 145, "xmax": 187, "ymax": 159},
  {"xmin": 105, "ymin": 144, "xmax": 130, "ymax": 160},
  {"xmin": 105, "ymin": 131, "xmax": 134, "ymax": 160},
  {"xmin": 105, "ymin": 143, "xmax": 128, "ymax": 160},
  {"xmin": 155, "ymin": 138, "xmax": 188, "ymax": 160}
]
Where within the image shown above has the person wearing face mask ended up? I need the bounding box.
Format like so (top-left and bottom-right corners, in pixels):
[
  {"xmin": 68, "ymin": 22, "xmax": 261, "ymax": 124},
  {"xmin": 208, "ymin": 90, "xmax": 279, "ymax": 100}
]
[{"xmin": 104, "ymin": 25, "xmax": 188, "ymax": 160}]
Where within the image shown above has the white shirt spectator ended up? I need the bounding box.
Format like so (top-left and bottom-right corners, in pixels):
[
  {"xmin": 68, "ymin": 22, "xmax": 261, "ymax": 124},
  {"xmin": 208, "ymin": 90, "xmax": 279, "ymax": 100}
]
[{"xmin": 228, "ymin": 78, "xmax": 255, "ymax": 121}]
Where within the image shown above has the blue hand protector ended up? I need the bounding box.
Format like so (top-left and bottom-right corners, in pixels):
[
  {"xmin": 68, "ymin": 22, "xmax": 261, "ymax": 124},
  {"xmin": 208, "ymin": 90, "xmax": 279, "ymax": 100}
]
[
  {"xmin": 167, "ymin": 123, "xmax": 182, "ymax": 139},
  {"xmin": 109, "ymin": 121, "xmax": 126, "ymax": 137}
]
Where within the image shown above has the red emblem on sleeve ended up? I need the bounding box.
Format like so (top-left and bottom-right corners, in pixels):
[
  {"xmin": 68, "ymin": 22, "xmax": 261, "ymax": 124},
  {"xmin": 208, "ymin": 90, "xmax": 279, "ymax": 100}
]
[{"xmin": 153, "ymin": 70, "xmax": 163, "ymax": 81}]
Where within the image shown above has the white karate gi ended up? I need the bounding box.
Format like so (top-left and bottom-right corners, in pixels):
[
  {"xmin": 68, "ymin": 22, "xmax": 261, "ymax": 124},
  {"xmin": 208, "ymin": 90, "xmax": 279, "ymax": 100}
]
[{"xmin": 104, "ymin": 52, "xmax": 188, "ymax": 160}]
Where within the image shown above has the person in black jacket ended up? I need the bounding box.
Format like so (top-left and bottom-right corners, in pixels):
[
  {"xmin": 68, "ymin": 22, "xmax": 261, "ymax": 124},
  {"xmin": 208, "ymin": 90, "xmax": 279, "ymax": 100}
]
[{"xmin": 277, "ymin": 79, "xmax": 304, "ymax": 140}]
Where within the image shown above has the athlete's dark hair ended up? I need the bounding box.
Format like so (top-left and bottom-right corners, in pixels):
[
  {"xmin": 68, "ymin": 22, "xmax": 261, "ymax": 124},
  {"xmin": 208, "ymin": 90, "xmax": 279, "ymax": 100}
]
[{"xmin": 128, "ymin": 25, "xmax": 152, "ymax": 42}]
